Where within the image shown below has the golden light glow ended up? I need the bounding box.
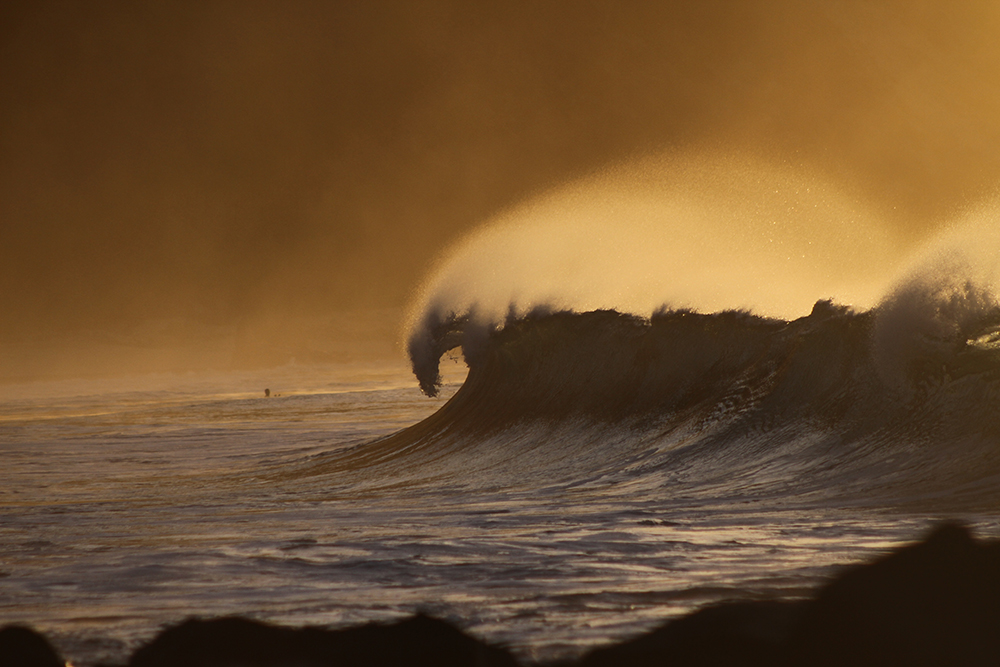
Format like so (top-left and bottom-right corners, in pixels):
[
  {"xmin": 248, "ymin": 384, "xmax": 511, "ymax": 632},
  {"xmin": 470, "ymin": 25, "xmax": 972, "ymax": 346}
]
[
  {"xmin": 5, "ymin": 2, "xmax": 1000, "ymax": 380},
  {"xmin": 407, "ymin": 152, "xmax": 902, "ymax": 333}
]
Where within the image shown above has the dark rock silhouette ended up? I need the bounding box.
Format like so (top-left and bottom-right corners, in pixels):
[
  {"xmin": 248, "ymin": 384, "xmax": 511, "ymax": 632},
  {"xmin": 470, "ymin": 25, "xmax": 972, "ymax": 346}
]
[
  {"xmin": 574, "ymin": 522, "xmax": 1000, "ymax": 667},
  {"xmin": 127, "ymin": 613, "xmax": 518, "ymax": 667},
  {"xmin": 784, "ymin": 522, "xmax": 1000, "ymax": 666},
  {"xmin": 8, "ymin": 523, "xmax": 1000, "ymax": 666},
  {"xmin": 0, "ymin": 625, "xmax": 63, "ymax": 667},
  {"xmin": 573, "ymin": 600, "xmax": 804, "ymax": 667}
]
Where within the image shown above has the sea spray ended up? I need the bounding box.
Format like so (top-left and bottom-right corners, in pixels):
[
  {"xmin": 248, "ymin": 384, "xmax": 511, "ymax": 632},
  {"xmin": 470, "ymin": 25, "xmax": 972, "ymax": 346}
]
[
  {"xmin": 873, "ymin": 218, "xmax": 1000, "ymax": 394},
  {"xmin": 404, "ymin": 152, "xmax": 898, "ymax": 360},
  {"xmin": 380, "ymin": 201, "xmax": 1000, "ymax": 504}
]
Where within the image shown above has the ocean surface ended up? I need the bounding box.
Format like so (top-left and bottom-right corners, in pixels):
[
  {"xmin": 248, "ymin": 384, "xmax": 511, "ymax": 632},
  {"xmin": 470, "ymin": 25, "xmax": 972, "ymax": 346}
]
[{"xmin": 5, "ymin": 290, "xmax": 1000, "ymax": 665}]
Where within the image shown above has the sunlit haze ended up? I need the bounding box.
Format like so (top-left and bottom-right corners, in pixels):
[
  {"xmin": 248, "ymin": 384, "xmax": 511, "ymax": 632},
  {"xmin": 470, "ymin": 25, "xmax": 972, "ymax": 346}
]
[
  {"xmin": 5, "ymin": 1, "xmax": 1000, "ymax": 380},
  {"xmin": 9, "ymin": 5, "xmax": 1000, "ymax": 664},
  {"xmin": 408, "ymin": 153, "xmax": 900, "ymax": 331}
]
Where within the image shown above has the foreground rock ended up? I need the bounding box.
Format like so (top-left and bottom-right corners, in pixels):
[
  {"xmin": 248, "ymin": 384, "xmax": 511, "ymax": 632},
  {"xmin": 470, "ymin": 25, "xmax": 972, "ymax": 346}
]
[
  {"xmin": 0, "ymin": 625, "xmax": 63, "ymax": 667},
  {"xmin": 573, "ymin": 599, "xmax": 804, "ymax": 667},
  {"xmin": 784, "ymin": 522, "xmax": 1000, "ymax": 666},
  {"xmin": 576, "ymin": 522, "xmax": 1000, "ymax": 666},
  {"xmin": 127, "ymin": 614, "xmax": 518, "ymax": 667},
  {"xmin": 4, "ymin": 523, "xmax": 999, "ymax": 666}
]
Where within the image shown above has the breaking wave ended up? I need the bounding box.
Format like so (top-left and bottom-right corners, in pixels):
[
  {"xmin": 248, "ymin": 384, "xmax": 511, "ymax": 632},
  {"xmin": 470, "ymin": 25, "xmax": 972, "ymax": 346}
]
[
  {"xmin": 315, "ymin": 159, "xmax": 1000, "ymax": 511},
  {"xmin": 314, "ymin": 267, "xmax": 1000, "ymax": 510},
  {"xmin": 322, "ymin": 162, "xmax": 1000, "ymax": 511}
]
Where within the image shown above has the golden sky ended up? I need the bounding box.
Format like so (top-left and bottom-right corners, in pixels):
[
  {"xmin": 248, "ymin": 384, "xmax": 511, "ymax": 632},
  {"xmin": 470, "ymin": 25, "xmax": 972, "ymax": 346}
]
[{"xmin": 4, "ymin": 1, "xmax": 1000, "ymax": 375}]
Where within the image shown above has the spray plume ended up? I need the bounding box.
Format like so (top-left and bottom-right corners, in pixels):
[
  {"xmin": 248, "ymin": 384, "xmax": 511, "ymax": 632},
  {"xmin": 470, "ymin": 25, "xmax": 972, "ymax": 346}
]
[{"xmin": 405, "ymin": 152, "xmax": 909, "ymax": 394}]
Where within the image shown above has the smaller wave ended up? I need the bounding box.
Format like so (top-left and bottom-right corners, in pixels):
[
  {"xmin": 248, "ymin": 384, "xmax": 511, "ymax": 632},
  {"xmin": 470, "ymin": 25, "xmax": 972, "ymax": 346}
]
[{"xmin": 872, "ymin": 223, "xmax": 1000, "ymax": 395}]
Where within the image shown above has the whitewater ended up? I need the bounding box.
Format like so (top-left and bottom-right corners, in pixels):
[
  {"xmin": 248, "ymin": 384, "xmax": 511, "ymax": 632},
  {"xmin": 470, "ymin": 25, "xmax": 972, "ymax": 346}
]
[{"xmin": 6, "ymin": 157, "xmax": 1000, "ymax": 665}]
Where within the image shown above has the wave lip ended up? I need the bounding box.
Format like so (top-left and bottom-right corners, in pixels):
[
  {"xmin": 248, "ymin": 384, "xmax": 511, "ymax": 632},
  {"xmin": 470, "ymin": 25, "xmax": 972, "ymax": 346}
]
[{"xmin": 410, "ymin": 299, "xmax": 866, "ymax": 420}]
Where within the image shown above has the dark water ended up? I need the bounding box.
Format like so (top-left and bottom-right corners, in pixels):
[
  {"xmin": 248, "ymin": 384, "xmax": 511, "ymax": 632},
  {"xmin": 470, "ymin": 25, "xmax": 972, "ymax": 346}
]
[{"xmin": 5, "ymin": 272, "xmax": 1000, "ymax": 665}]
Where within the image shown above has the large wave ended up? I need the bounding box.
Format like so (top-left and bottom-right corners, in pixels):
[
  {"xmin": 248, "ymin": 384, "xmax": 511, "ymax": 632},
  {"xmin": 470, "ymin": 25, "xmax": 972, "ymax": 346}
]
[
  {"xmin": 335, "ymin": 159, "xmax": 1000, "ymax": 508},
  {"xmin": 328, "ymin": 282, "xmax": 1000, "ymax": 509}
]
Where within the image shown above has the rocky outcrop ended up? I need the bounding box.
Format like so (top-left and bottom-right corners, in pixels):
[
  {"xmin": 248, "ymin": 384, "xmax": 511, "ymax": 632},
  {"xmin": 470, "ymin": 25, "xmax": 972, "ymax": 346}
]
[{"xmin": 6, "ymin": 523, "xmax": 999, "ymax": 667}]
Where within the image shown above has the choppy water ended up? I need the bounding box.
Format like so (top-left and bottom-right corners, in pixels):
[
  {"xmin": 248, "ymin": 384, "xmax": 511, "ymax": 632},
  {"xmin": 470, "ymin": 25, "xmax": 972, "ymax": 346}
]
[{"xmin": 3, "ymin": 358, "xmax": 997, "ymax": 666}]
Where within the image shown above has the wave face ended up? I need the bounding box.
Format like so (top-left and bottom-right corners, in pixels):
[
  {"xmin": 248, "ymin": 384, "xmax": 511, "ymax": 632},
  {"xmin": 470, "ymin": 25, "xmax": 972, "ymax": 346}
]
[{"xmin": 330, "ymin": 277, "xmax": 1000, "ymax": 510}]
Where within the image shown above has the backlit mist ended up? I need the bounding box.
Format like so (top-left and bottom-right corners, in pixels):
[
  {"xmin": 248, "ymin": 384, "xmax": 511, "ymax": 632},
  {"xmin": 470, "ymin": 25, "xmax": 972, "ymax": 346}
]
[{"xmin": 407, "ymin": 153, "xmax": 897, "ymax": 333}]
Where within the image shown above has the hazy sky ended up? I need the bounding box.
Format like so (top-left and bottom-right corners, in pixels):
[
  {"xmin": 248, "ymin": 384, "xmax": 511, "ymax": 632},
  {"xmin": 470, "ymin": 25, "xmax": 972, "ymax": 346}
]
[{"xmin": 4, "ymin": 1, "xmax": 1000, "ymax": 375}]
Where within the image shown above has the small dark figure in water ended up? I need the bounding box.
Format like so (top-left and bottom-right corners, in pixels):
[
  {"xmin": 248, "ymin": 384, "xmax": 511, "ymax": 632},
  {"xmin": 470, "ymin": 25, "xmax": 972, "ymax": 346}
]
[{"xmin": 265, "ymin": 388, "xmax": 270, "ymax": 397}]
